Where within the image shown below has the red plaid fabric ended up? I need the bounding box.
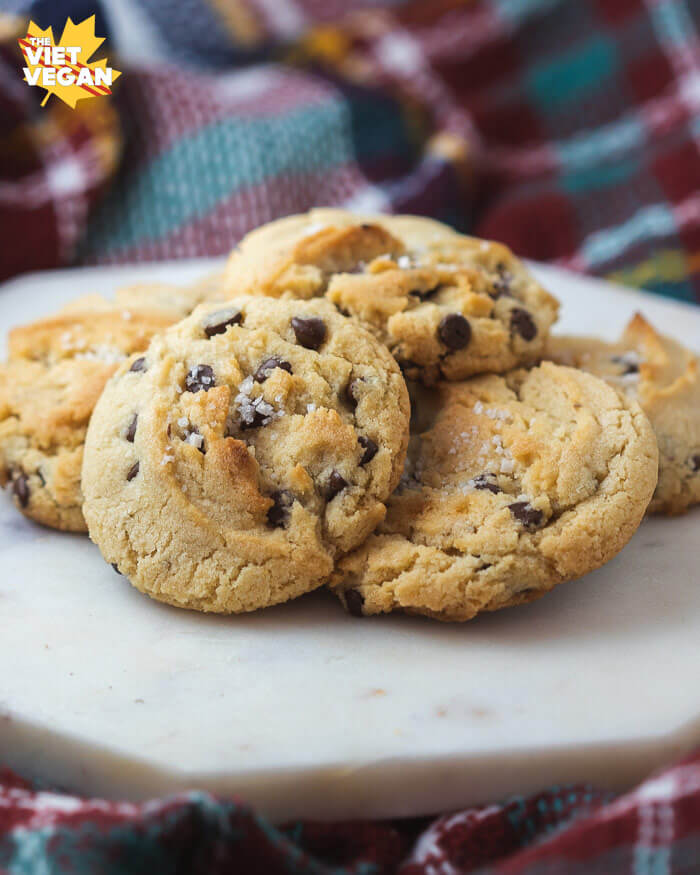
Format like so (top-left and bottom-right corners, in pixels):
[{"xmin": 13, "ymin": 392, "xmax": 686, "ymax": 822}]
[
  {"xmin": 1, "ymin": 750, "xmax": 699, "ymax": 873},
  {"xmin": 0, "ymin": 1, "xmax": 699, "ymax": 871},
  {"xmin": 1, "ymin": 0, "xmax": 699, "ymax": 301}
]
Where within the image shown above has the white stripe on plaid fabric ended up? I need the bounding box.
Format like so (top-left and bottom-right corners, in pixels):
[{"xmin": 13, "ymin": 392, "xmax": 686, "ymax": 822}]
[
  {"xmin": 575, "ymin": 192, "xmax": 700, "ymax": 270},
  {"xmin": 249, "ymin": 0, "xmax": 306, "ymax": 39},
  {"xmin": 644, "ymin": 0, "xmax": 700, "ymax": 159}
]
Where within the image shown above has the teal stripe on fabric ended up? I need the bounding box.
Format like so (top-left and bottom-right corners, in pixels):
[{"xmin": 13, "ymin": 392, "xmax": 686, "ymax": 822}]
[
  {"xmin": 82, "ymin": 100, "xmax": 354, "ymax": 255},
  {"xmin": 581, "ymin": 203, "xmax": 676, "ymax": 267},
  {"xmin": 7, "ymin": 828, "xmax": 54, "ymax": 874},
  {"xmin": 650, "ymin": 0, "xmax": 696, "ymax": 48},
  {"xmin": 529, "ymin": 36, "xmax": 617, "ymax": 108},
  {"xmin": 643, "ymin": 278, "xmax": 696, "ymax": 304},
  {"xmin": 556, "ymin": 116, "xmax": 643, "ymax": 172},
  {"xmin": 492, "ymin": 0, "xmax": 565, "ymax": 23},
  {"xmin": 562, "ymin": 159, "xmax": 635, "ymax": 193},
  {"xmin": 634, "ymin": 845, "xmax": 671, "ymax": 875}
]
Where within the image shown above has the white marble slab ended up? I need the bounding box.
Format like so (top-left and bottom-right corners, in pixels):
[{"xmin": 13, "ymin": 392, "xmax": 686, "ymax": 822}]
[{"xmin": 0, "ymin": 259, "xmax": 699, "ymax": 822}]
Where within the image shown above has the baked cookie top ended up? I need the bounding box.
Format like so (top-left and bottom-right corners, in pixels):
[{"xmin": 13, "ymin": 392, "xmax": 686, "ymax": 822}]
[
  {"xmin": 0, "ymin": 303, "xmax": 178, "ymax": 532},
  {"xmin": 114, "ymin": 272, "xmax": 227, "ymax": 318},
  {"xmin": 224, "ymin": 209, "xmax": 559, "ymax": 383},
  {"xmin": 81, "ymin": 296, "xmax": 410, "ymax": 613},
  {"xmin": 545, "ymin": 313, "xmax": 700, "ymax": 515},
  {"xmin": 7, "ymin": 305, "xmax": 175, "ymax": 365},
  {"xmin": 330, "ymin": 362, "xmax": 658, "ymax": 622}
]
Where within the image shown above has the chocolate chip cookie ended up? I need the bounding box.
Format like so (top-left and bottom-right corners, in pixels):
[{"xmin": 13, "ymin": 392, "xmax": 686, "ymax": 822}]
[
  {"xmin": 224, "ymin": 209, "xmax": 559, "ymax": 383},
  {"xmin": 114, "ymin": 272, "xmax": 227, "ymax": 318},
  {"xmin": 330, "ymin": 363, "xmax": 658, "ymax": 621},
  {"xmin": 544, "ymin": 313, "xmax": 700, "ymax": 515},
  {"xmin": 0, "ymin": 302, "xmax": 178, "ymax": 531},
  {"xmin": 81, "ymin": 296, "xmax": 410, "ymax": 613}
]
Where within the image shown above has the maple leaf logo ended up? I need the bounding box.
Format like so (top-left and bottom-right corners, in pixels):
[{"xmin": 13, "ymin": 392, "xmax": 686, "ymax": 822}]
[{"xmin": 18, "ymin": 15, "xmax": 121, "ymax": 108}]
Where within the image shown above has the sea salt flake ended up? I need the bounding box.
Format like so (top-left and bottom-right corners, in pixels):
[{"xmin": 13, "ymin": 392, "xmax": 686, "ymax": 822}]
[
  {"xmin": 485, "ymin": 407, "xmax": 510, "ymax": 422},
  {"xmin": 75, "ymin": 345, "xmax": 127, "ymax": 364},
  {"xmin": 619, "ymin": 372, "xmax": 640, "ymax": 385},
  {"xmin": 615, "ymin": 350, "xmax": 643, "ymax": 367}
]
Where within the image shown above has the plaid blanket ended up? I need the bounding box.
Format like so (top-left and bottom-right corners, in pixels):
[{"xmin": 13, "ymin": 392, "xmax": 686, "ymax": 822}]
[
  {"xmin": 1, "ymin": 0, "xmax": 699, "ymax": 871},
  {"xmin": 1, "ymin": 750, "xmax": 699, "ymax": 873},
  {"xmin": 0, "ymin": 0, "xmax": 698, "ymax": 303}
]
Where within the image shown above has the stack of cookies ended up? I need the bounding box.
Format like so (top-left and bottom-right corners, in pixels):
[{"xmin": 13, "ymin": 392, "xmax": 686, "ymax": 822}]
[{"xmin": 1, "ymin": 210, "xmax": 697, "ymax": 621}]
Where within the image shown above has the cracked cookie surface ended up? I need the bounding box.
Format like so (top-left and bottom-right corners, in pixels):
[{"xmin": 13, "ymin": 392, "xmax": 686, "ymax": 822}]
[
  {"xmin": 330, "ymin": 362, "xmax": 658, "ymax": 622},
  {"xmin": 544, "ymin": 314, "xmax": 700, "ymax": 515},
  {"xmin": 0, "ymin": 302, "xmax": 178, "ymax": 532},
  {"xmin": 224, "ymin": 209, "xmax": 559, "ymax": 383},
  {"xmin": 82, "ymin": 296, "xmax": 410, "ymax": 613}
]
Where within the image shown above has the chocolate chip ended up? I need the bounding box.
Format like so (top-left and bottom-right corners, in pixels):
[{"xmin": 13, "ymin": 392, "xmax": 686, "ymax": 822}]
[
  {"xmin": 126, "ymin": 414, "xmax": 138, "ymax": 443},
  {"xmin": 611, "ymin": 355, "xmax": 639, "ymax": 375},
  {"xmin": 254, "ymin": 357, "xmax": 292, "ymax": 383},
  {"xmin": 183, "ymin": 426, "xmax": 205, "ymax": 454},
  {"xmin": 185, "ymin": 364, "xmax": 215, "ymax": 393},
  {"xmin": 491, "ymin": 265, "xmax": 512, "ymax": 298},
  {"xmin": 126, "ymin": 462, "xmax": 140, "ymax": 482},
  {"xmin": 240, "ymin": 409, "xmax": 270, "ymax": 431},
  {"xmin": 438, "ymin": 314, "xmax": 471, "ymax": 350},
  {"xmin": 12, "ymin": 473, "xmax": 29, "ymax": 508},
  {"xmin": 346, "ymin": 379, "xmax": 362, "ymax": 409},
  {"xmin": 291, "ymin": 317, "xmax": 326, "ymax": 350},
  {"xmin": 267, "ymin": 490, "xmax": 293, "ymax": 527},
  {"xmin": 111, "ymin": 563, "xmax": 122, "ymax": 576},
  {"xmin": 345, "ymin": 588, "xmax": 365, "ymax": 617},
  {"xmin": 508, "ymin": 501, "xmax": 543, "ymax": 528},
  {"xmin": 472, "ymin": 473, "xmax": 501, "ymax": 494},
  {"xmin": 510, "ymin": 308, "xmax": 537, "ymax": 341},
  {"xmin": 358, "ymin": 436, "xmax": 378, "ymax": 465},
  {"xmin": 325, "ymin": 470, "xmax": 347, "ymax": 501},
  {"xmin": 409, "ymin": 284, "xmax": 440, "ymax": 302},
  {"xmin": 203, "ymin": 308, "xmax": 242, "ymax": 337},
  {"xmin": 690, "ymin": 454, "xmax": 700, "ymax": 472},
  {"xmin": 129, "ymin": 357, "xmax": 146, "ymax": 373}
]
